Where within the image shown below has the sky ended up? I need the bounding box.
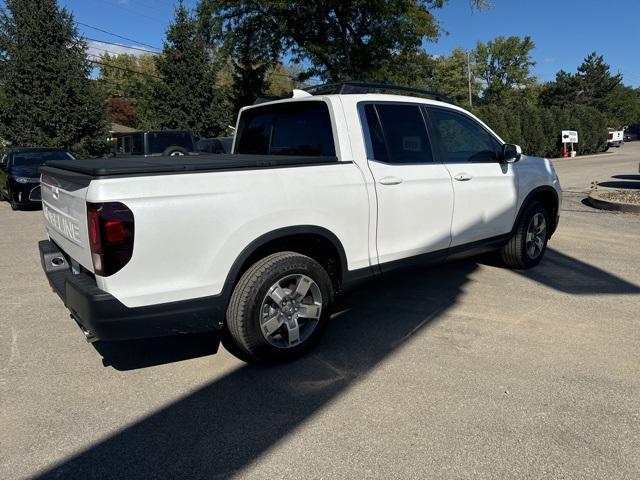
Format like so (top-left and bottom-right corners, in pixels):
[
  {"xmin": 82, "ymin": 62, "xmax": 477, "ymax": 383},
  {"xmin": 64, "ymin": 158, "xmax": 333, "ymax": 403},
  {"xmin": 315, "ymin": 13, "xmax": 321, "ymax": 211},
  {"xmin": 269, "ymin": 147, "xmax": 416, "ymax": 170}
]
[{"xmin": 59, "ymin": 0, "xmax": 640, "ymax": 87}]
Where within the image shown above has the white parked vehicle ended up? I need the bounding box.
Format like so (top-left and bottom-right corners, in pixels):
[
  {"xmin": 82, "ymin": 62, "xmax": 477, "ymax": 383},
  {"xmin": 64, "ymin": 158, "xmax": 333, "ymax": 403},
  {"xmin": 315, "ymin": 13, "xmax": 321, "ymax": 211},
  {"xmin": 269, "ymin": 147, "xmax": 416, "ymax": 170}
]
[
  {"xmin": 39, "ymin": 82, "xmax": 562, "ymax": 363},
  {"xmin": 607, "ymin": 128, "xmax": 624, "ymax": 148}
]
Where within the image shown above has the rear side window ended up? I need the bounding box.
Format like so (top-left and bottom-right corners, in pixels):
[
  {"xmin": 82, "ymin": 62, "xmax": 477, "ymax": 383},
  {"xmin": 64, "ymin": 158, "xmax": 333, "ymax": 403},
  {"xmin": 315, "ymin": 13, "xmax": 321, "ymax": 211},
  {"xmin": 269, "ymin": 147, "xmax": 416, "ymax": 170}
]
[
  {"xmin": 428, "ymin": 107, "xmax": 501, "ymax": 163},
  {"xmin": 147, "ymin": 132, "xmax": 194, "ymax": 155},
  {"xmin": 131, "ymin": 132, "xmax": 144, "ymax": 154},
  {"xmin": 363, "ymin": 104, "xmax": 433, "ymax": 164},
  {"xmin": 236, "ymin": 102, "xmax": 335, "ymax": 156}
]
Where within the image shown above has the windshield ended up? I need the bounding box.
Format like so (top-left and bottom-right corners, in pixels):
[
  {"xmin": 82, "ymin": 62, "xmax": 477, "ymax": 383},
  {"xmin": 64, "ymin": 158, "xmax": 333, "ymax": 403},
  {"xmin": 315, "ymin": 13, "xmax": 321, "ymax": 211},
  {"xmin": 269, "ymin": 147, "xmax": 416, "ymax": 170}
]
[{"xmin": 12, "ymin": 151, "xmax": 75, "ymax": 168}]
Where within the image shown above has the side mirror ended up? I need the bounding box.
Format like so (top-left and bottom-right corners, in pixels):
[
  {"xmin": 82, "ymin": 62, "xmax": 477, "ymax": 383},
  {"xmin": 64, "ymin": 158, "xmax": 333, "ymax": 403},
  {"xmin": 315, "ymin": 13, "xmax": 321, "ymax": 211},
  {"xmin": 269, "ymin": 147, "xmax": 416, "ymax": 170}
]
[{"xmin": 502, "ymin": 143, "xmax": 522, "ymax": 163}]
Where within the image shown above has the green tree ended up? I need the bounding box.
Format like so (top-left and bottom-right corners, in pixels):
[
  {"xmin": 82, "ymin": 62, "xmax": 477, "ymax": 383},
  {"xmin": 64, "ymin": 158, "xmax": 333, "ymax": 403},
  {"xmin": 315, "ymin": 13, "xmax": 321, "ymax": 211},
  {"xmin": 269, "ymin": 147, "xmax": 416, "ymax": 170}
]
[
  {"xmin": 540, "ymin": 53, "xmax": 622, "ymax": 109},
  {"xmin": 606, "ymin": 85, "xmax": 640, "ymax": 128},
  {"xmin": 538, "ymin": 70, "xmax": 582, "ymax": 108},
  {"xmin": 151, "ymin": 2, "xmax": 232, "ymax": 138},
  {"xmin": 198, "ymin": 0, "xmax": 489, "ymax": 106},
  {"xmin": 96, "ymin": 53, "xmax": 159, "ymax": 128},
  {"xmin": 426, "ymin": 48, "xmax": 481, "ymax": 107},
  {"xmin": 0, "ymin": 0, "xmax": 107, "ymax": 156},
  {"xmin": 474, "ymin": 35, "xmax": 536, "ymax": 103},
  {"xmin": 576, "ymin": 52, "xmax": 622, "ymax": 110},
  {"xmin": 539, "ymin": 53, "xmax": 635, "ymax": 128}
]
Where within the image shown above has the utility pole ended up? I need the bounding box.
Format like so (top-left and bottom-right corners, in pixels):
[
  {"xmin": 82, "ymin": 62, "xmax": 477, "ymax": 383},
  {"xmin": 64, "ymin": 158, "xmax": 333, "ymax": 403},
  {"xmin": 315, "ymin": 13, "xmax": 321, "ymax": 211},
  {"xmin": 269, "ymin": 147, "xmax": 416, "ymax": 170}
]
[{"xmin": 467, "ymin": 50, "xmax": 473, "ymax": 108}]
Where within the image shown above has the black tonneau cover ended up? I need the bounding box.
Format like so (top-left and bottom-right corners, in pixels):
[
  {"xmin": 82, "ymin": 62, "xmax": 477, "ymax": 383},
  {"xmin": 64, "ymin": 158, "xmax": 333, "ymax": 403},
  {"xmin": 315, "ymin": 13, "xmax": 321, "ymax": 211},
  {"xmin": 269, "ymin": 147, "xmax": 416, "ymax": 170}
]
[{"xmin": 43, "ymin": 154, "xmax": 340, "ymax": 177}]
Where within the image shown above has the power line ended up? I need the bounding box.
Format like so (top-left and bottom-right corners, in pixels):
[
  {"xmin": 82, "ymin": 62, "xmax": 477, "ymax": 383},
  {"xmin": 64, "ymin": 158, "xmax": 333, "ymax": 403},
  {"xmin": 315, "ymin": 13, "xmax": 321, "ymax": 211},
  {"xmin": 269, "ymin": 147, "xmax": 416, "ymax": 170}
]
[
  {"xmin": 76, "ymin": 21, "xmax": 162, "ymax": 51},
  {"xmin": 88, "ymin": 56, "xmax": 164, "ymax": 80},
  {"xmin": 88, "ymin": 45, "xmax": 158, "ymax": 60},
  {"xmin": 85, "ymin": 37, "xmax": 159, "ymax": 55},
  {"xmin": 87, "ymin": 44, "xmax": 131, "ymax": 57}
]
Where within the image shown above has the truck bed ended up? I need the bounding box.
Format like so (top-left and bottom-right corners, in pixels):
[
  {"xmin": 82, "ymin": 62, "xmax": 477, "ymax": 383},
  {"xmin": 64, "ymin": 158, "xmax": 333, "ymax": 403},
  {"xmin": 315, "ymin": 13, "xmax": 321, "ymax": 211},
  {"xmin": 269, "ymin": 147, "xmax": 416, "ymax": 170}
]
[{"xmin": 43, "ymin": 154, "xmax": 340, "ymax": 178}]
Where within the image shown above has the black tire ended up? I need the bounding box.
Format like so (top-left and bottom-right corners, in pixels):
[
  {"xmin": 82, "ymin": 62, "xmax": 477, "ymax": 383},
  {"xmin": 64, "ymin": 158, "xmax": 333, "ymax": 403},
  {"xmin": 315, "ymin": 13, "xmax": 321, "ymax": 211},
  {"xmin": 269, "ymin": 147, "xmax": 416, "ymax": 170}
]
[
  {"xmin": 226, "ymin": 252, "xmax": 333, "ymax": 364},
  {"xmin": 8, "ymin": 189, "xmax": 19, "ymax": 211},
  {"xmin": 162, "ymin": 146, "xmax": 189, "ymax": 156},
  {"xmin": 500, "ymin": 201, "xmax": 550, "ymax": 269}
]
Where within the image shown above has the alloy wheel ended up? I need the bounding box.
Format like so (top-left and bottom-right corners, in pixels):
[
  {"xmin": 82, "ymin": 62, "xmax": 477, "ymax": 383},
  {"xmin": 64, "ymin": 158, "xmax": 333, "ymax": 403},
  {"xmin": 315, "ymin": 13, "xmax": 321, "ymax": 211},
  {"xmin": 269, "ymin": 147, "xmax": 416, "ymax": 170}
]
[
  {"xmin": 259, "ymin": 274, "xmax": 323, "ymax": 349},
  {"xmin": 526, "ymin": 212, "xmax": 547, "ymax": 259}
]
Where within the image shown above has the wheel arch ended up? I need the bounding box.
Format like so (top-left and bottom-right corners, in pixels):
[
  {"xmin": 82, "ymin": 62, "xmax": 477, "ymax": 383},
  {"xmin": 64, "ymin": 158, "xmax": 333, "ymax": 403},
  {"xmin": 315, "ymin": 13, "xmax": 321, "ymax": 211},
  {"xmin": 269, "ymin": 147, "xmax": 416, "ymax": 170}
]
[
  {"xmin": 513, "ymin": 186, "xmax": 560, "ymax": 237},
  {"xmin": 221, "ymin": 225, "xmax": 351, "ymax": 298}
]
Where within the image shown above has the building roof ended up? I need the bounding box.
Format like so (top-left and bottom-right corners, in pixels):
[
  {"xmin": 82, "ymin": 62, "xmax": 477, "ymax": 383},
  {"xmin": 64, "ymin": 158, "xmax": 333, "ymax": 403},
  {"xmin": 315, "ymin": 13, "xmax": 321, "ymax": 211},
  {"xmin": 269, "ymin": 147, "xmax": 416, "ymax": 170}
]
[{"xmin": 110, "ymin": 123, "xmax": 137, "ymax": 134}]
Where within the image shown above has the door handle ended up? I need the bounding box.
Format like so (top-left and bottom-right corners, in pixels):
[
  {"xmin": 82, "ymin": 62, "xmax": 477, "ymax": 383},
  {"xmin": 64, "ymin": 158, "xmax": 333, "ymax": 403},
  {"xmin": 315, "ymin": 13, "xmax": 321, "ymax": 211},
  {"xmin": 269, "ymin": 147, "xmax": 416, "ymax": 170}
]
[
  {"xmin": 379, "ymin": 176, "xmax": 403, "ymax": 185},
  {"xmin": 453, "ymin": 173, "xmax": 473, "ymax": 182}
]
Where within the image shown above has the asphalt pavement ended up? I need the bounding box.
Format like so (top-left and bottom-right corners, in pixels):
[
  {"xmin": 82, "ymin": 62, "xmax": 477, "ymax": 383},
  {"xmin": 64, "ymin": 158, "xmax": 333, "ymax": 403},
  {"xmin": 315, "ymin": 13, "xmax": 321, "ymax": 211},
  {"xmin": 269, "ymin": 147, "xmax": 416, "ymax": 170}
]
[{"xmin": 1, "ymin": 144, "xmax": 639, "ymax": 479}]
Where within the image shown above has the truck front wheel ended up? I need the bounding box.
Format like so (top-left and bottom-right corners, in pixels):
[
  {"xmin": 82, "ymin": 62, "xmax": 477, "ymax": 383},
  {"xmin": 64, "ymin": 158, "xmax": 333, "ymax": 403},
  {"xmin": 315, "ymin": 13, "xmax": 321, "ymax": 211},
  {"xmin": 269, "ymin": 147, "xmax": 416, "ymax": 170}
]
[
  {"xmin": 225, "ymin": 252, "xmax": 333, "ymax": 363},
  {"xmin": 500, "ymin": 201, "xmax": 550, "ymax": 269}
]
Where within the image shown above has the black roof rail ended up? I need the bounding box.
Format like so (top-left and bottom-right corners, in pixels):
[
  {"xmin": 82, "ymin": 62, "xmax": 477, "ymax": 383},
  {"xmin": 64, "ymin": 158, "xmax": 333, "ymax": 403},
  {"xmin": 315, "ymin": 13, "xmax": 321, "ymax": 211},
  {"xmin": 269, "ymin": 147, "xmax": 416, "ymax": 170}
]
[{"xmin": 304, "ymin": 81, "xmax": 455, "ymax": 104}]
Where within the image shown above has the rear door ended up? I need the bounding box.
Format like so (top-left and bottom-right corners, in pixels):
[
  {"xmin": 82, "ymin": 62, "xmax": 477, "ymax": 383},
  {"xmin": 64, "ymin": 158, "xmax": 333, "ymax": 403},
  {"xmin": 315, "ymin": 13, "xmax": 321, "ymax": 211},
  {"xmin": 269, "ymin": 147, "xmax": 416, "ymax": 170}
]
[
  {"xmin": 361, "ymin": 102, "xmax": 454, "ymax": 268},
  {"xmin": 40, "ymin": 168, "xmax": 93, "ymax": 271},
  {"xmin": 426, "ymin": 106, "xmax": 518, "ymax": 246}
]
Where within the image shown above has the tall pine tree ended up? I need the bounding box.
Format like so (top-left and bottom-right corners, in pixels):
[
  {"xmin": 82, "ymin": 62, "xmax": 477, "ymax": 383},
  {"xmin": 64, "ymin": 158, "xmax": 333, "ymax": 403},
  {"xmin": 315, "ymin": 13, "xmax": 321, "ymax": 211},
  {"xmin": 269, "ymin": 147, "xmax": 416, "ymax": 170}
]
[
  {"xmin": 0, "ymin": 0, "xmax": 107, "ymax": 156},
  {"xmin": 152, "ymin": 2, "xmax": 232, "ymax": 138}
]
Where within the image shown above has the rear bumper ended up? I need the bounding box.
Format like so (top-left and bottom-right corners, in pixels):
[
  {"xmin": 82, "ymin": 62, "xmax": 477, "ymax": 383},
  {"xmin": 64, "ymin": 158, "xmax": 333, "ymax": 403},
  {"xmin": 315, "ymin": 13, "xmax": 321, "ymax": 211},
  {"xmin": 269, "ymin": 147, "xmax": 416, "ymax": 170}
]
[{"xmin": 39, "ymin": 240, "xmax": 224, "ymax": 341}]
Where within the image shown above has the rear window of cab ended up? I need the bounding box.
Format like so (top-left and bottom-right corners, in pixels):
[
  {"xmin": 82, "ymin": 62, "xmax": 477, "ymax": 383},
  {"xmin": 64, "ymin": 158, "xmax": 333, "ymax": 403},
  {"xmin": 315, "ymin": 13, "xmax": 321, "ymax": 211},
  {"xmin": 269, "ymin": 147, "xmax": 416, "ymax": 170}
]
[{"xmin": 235, "ymin": 101, "xmax": 336, "ymax": 156}]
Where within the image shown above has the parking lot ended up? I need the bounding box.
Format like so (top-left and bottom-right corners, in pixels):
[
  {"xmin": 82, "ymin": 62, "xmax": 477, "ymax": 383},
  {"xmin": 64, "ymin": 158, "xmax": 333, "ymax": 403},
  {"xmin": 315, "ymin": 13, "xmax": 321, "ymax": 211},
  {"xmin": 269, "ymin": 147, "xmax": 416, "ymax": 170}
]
[{"xmin": 1, "ymin": 145, "xmax": 639, "ymax": 479}]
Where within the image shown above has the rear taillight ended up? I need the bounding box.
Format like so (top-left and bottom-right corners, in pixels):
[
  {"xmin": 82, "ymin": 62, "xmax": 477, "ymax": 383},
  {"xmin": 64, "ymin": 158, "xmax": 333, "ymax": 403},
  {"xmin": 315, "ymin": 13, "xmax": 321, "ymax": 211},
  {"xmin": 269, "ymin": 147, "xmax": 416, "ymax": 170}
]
[
  {"xmin": 608, "ymin": 133, "xmax": 613, "ymax": 140},
  {"xmin": 87, "ymin": 202, "xmax": 134, "ymax": 276}
]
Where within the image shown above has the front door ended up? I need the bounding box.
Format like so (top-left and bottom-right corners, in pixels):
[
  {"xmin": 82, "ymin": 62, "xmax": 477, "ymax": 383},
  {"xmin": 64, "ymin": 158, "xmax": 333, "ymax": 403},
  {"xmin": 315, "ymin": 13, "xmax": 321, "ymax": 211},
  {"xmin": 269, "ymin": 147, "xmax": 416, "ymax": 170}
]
[
  {"xmin": 426, "ymin": 106, "xmax": 518, "ymax": 247},
  {"xmin": 361, "ymin": 103, "xmax": 454, "ymax": 269}
]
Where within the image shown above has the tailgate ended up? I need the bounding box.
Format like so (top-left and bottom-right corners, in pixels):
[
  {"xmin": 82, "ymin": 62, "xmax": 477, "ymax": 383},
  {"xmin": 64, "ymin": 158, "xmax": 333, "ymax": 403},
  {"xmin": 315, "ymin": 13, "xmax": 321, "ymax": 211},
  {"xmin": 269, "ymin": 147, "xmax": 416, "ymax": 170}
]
[{"xmin": 40, "ymin": 167, "xmax": 93, "ymax": 272}]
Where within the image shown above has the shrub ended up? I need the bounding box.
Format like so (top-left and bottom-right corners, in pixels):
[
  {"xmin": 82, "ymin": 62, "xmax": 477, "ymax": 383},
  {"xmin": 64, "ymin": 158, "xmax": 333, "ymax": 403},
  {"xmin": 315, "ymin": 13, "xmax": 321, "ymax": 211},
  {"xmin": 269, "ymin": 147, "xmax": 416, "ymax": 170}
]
[{"xmin": 472, "ymin": 101, "xmax": 608, "ymax": 158}]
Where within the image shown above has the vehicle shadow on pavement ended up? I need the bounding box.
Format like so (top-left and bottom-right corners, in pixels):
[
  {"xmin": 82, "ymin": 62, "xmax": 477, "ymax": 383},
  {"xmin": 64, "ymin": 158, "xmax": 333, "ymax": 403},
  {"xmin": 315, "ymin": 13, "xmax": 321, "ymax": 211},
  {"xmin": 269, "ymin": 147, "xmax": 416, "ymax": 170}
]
[
  {"xmin": 596, "ymin": 181, "xmax": 640, "ymax": 190},
  {"xmin": 483, "ymin": 248, "xmax": 640, "ymax": 295},
  {"xmin": 611, "ymin": 174, "xmax": 640, "ymax": 181},
  {"xmin": 37, "ymin": 260, "xmax": 477, "ymax": 479},
  {"xmin": 92, "ymin": 332, "xmax": 221, "ymax": 371},
  {"xmin": 36, "ymin": 248, "xmax": 640, "ymax": 479}
]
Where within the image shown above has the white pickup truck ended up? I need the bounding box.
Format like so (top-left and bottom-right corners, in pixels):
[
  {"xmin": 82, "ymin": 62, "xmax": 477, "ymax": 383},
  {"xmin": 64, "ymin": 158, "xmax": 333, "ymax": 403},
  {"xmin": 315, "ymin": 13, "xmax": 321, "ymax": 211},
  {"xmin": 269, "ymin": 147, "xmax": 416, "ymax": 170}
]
[
  {"xmin": 607, "ymin": 128, "xmax": 624, "ymax": 149},
  {"xmin": 39, "ymin": 82, "xmax": 561, "ymax": 363}
]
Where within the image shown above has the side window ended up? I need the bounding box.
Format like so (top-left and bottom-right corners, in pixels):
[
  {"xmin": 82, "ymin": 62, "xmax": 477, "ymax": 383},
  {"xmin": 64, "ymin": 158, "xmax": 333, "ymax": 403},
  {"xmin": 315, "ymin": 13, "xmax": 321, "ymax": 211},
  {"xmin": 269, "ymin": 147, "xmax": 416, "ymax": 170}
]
[
  {"xmin": 236, "ymin": 102, "xmax": 335, "ymax": 156},
  {"xmin": 41, "ymin": 151, "xmax": 75, "ymax": 161},
  {"xmin": 363, "ymin": 104, "xmax": 388, "ymax": 162},
  {"xmin": 148, "ymin": 132, "xmax": 194, "ymax": 154},
  {"xmin": 131, "ymin": 133, "xmax": 144, "ymax": 154},
  {"xmin": 364, "ymin": 104, "xmax": 433, "ymax": 164},
  {"xmin": 428, "ymin": 107, "xmax": 501, "ymax": 163}
]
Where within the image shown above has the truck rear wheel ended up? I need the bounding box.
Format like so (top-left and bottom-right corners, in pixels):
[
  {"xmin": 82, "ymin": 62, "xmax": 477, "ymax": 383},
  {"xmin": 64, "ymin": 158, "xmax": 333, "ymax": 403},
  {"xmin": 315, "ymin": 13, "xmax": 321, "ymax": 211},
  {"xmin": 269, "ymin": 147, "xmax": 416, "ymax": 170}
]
[
  {"xmin": 500, "ymin": 201, "xmax": 550, "ymax": 269},
  {"xmin": 226, "ymin": 252, "xmax": 333, "ymax": 363}
]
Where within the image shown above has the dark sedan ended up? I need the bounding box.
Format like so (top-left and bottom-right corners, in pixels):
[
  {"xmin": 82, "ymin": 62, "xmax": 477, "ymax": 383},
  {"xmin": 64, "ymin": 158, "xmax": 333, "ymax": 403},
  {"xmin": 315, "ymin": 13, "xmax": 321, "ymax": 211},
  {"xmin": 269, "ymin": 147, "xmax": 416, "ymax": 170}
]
[{"xmin": 0, "ymin": 148, "xmax": 75, "ymax": 210}]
